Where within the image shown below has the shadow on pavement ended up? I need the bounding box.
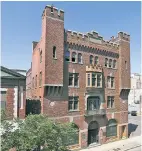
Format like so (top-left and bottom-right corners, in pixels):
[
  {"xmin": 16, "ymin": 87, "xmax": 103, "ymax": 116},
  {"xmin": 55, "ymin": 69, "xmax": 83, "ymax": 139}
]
[{"xmin": 128, "ymin": 123, "xmax": 138, "ymax": 137}]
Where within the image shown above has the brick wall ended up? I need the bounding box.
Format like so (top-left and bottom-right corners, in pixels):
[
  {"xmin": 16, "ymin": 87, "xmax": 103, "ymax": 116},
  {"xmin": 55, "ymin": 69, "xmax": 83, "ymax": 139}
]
[
  {"xmin": 6, "ymin": 88, "xmax": 14, "ymax": 119},
  {"xmin": 4, "ymin": 88, "xmax": 26, "ymax": 119}
]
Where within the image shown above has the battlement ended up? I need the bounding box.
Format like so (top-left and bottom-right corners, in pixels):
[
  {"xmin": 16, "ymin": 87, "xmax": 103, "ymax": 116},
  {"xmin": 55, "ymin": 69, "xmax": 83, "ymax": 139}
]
[
  {"xmin": 118, "ymin": 31, "xmax": 130, "ymax": 41},
  {"xmin": 66, "ymin": 30, "xmax": 119, "ymax": 49},
  {"xmin": 86, "ymin": 64, "xmax": 103, "ymax": 73},
  {"xmin": 42, "ymin": 5, "xmax": 64, "ymax": 20},
  {"xmin": 87, "ymin": 31, "xmax": 103, "ymax": 40},
  {"xmin": 102, "ymin": 40, "xmax": 119, "ymax": 49},
  {"xmin": 67, "ymin": 30, "xmax": 87, "ymax": 39}
]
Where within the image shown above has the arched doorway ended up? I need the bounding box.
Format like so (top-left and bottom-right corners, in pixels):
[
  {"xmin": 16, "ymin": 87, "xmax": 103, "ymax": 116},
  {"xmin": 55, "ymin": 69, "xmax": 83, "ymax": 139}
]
[{"xmin": 88, "ymin": 121, "xmax": 99, "ymax": 145}]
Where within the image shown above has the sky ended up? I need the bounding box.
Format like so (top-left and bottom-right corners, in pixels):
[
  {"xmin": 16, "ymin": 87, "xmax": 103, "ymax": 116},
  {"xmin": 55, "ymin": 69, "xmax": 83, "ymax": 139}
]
[{"xmin": 1, "ymin": 1, "xmax": 141, "ymax": 74}]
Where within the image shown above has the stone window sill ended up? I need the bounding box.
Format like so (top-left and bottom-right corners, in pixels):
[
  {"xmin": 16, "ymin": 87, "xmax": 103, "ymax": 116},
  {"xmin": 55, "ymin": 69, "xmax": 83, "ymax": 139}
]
[
  {"xmin": 53, "ymin": 58, "xmax": 57, "ymax": 60},
  {"xmin": 69, "ymin": 86, "xmax": 80, "ymax": 88},
  {"xmin": 107, "ymin": 88, "xmax": 115, "ymax": 90},
  {"xmin": 72, "ymin": 62, "xmax": 78, "ymax": 64},
  {"xmin": 78, "ymin": 62, "xmax": 83, "ymax": 65},
  {"xmin": 107, "ymin": 107, "xmax": 115, "ymax": 109},
  {"xmin": 68, "ymin": 110, "xmax": 80, "ymax": 112}
]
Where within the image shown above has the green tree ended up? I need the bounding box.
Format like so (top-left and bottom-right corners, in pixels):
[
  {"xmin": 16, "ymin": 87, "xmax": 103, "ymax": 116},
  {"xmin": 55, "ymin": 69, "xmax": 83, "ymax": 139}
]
[{"xmin": 1, "ymin": 114, "xmax": 78, "ymax": 151}]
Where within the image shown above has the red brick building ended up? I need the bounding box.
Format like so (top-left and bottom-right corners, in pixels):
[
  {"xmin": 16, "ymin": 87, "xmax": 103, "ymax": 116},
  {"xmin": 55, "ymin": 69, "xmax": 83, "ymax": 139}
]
[
  {"xmin": 26, "ymin": 5, "xmax": 130, "ymax": 149},
  {"xmin": 1, "ymin": 66, "xmax": 26, "ymax": 119}
]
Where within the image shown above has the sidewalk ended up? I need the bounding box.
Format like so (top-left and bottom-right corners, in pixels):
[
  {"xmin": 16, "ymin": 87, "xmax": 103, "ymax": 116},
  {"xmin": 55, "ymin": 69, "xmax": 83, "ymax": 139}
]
[{"xmin": 80, "ymin": 136, "xmax": 142, "ymax": 151}]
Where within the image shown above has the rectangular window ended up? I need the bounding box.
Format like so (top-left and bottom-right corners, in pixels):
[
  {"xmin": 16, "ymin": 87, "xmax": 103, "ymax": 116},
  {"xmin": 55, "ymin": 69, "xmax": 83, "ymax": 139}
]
[
  {"xmin": 39, "ymin": 72, "xmax": 42, "ymax": 87},
  {"xmin": 74, "ymin": 74, "xmax": 79, "ymax": 87},
  {"xmin": 97, "ymin": 74, "xmax": 101, "ymax": 87},
  {"xmin": 92, "ymin": 73, "xmax": 96, "ymax": 86},
  {"xmin": 87, "ymin": 73, "xmax": 102, "ymax": 88},
  {"xmin": 69, "ymin": 73, "xmax": 73, "ymax": 86},
  {"xmin": 111, "ymin": 77, "xmax": 114, "ymax": 88},
  {"xmin": 107, "ymin": 76, "xmax": 115, "ymax": 88},
  {"xmin": 1, "ymin": 91, "xmax": 6, "ymax": 110},
  {"xmin": 107, "ymin": 96, "xmax": 114, "ymax": 108},
  {"xmin": 69, "ymin": 96, "xmax": 79, "ymax": 111},
  {"xmin": 88, "ymin": 74, "xmax": 90, "ymax": 86},
  {"xmin": 87, "ymin": 97, "xmax": 100, "ymax": 110},
  {"xmin": 69, "ymin": 73, "xmax": 79, "ymax": 87}
]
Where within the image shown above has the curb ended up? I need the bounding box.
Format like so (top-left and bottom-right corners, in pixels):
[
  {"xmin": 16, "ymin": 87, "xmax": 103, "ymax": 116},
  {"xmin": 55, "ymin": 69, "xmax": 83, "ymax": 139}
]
[{"xmin": 123, "ymin": 145, "xmax": 141, "ymax": 151}]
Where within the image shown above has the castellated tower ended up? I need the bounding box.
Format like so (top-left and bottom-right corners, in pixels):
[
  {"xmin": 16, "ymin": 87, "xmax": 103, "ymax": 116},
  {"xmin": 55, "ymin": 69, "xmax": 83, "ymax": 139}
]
[
  {"xmin": 42, "ymin": 5, "xmax": 64, "ymax": 85},
  {"xmin": 118, "ymin": 32, "xmax": 130, "ymax": 89}
]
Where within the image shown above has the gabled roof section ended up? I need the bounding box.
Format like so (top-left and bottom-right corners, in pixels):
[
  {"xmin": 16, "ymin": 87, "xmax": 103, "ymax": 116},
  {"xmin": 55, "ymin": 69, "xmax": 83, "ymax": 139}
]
[{"xmin": 0, "ymin": 66, "xmax": 26, "ymax": 79}]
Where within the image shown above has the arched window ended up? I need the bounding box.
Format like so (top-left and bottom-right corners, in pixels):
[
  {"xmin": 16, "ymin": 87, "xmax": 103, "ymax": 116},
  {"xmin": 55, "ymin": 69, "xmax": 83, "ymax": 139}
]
[
  {"xmin": 53, "ymin": 46, "xmax": 56, "ymax": 59},
  {"xmin": 40, "ymin": 50, "xmax": 42, "ymax": 63},
  {"xmin": 105, "ymin": 58, "xmax": 108, "ymax": 67},
  {"xmin": 94, "ymin": 56, "xmax": 99, "ymax": 65},
  {"xmin": 106, "ymin": 119, "xmax": 117, "ymax": 137},
  {"xmin": 72, "ymin": 52, "xmax": 77, "ymax": 63},
  {"xmin": 78, "ymin": 53, "xmax": 82, "ymax": 64},
  {"xmin": 90, "ymin": 55, "xmax": 93, "ymax": 64},
  {"xmin": 109, "ymin": 59, "xmax": 112, "ymax": 68},
  {"xmin": 113, "ymin": 60, "xmax": 116, "ymax": 68}
]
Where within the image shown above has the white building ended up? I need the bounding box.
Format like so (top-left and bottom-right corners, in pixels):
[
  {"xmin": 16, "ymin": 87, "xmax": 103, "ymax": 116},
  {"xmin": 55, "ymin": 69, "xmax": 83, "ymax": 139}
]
[{"xmin": 128, "ymin": 73, "xmax": 142, "ymax": 113}]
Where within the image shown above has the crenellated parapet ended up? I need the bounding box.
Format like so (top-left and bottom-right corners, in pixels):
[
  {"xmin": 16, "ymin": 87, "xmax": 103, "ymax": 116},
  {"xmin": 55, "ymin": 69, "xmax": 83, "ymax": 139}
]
[
  {"xmin": 42, "ymin": 5, "xmax": 64, "ymax": 20},
  {"xmin": 102, "ymin": 40, "xmax": 119, "ymax": 49},
  {"xmin": 67, "ymin": 30, "xmax": 88, "ymax": 40},
  {"xmin": 87, "ymin": 30, "xmax": 103, "ymax": 41},
  {"xmin": 66, "ymin": 30, "xmax": 119, "ymax": 49},
  {"xmin": 86, "ymin": 64, "xmax": 103, "ymax": 73},
  {"xmin": 118, "ymin": 31, "xmax": 130, "ymax": 41}
]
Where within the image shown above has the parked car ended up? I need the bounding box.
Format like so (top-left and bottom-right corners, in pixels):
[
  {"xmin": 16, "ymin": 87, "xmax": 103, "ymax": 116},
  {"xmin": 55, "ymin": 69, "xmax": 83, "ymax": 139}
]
[{"xmin": 131, "ymin": 111, "xmax": 137, "ymax": 116}]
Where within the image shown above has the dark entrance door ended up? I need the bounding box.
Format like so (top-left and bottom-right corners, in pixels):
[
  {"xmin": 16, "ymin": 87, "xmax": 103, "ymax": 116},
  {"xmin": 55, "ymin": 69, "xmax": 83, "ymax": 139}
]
[
  {"xmin": 88, "ymin": 121, "xmax": 99, "ymax": 145},
  {"xmin": 88, "ymin": 129, "xmax": 98, "ymax": 144}
]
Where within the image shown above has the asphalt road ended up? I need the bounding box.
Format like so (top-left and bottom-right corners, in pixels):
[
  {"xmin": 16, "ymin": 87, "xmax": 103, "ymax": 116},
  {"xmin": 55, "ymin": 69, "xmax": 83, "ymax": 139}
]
[{"xmin": 128, "ymin": 114, "xmax": 141, "ymax": 137}]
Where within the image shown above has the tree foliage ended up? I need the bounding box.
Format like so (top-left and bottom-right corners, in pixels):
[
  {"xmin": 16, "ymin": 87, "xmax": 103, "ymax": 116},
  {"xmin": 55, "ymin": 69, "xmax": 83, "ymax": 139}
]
[{"xmin": 1, "ymin": 113, "xmax": 78, "ymax": 151}]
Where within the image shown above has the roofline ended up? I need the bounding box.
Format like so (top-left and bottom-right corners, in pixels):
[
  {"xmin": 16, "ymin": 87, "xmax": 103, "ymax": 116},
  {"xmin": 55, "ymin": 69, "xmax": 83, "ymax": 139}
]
[
  {"xmin": 1, "ymin": 66, "xmax": 26, "ymax": 78},
  {"xmin": 11, "ymin": 69, "xmax": 27, "ymax": 72}
]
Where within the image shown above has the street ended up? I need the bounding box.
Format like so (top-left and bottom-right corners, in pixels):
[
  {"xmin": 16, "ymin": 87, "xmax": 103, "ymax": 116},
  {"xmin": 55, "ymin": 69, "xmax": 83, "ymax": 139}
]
[
  {"xmin": 128, "ymin": 146, "xmax": 141, "ymax": 151},
  {"xmin": 128, "ymin": 114, "xmax": 141, "ymax": 137}
]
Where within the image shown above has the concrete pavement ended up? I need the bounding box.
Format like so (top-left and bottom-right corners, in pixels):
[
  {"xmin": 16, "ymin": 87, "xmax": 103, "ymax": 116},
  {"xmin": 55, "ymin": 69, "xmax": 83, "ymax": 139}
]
[
  {"xmin": 80, "ymin": 135, "xmax": 141, "ymax": 151},
  {"xmin": 128, "ymin": 146, "xmax": 141, "ymax": 151},
  {"xmin": 128, "ymin": 115, "xmax": 141, "ymax": 137}
]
